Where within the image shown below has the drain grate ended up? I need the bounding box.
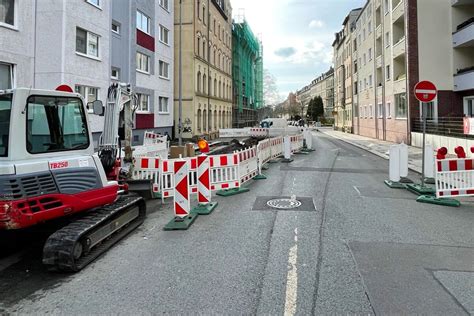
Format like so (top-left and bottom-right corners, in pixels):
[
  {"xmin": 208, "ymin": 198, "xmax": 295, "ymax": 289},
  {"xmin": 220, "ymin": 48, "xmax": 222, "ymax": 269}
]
[{"xmin": 266, "ymin": 198, "xmax": 302, "ymax": 209}]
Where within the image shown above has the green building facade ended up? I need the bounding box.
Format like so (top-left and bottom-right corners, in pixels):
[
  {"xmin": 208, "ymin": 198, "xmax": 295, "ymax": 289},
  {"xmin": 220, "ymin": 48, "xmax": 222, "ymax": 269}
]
[{"xmin": 232, "ymin": 19, "xmax": 263, "ymax": 128}]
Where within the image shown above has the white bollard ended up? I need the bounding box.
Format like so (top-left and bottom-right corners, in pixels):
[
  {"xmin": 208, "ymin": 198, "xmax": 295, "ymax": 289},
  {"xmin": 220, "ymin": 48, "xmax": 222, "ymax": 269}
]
[
  {"xmin": 389, "ymin": 145, "xmax": 401, "ymax": 182},
  {"xmin": 304, "ymin": 129, "xmax": 313, "ymax": 150},
  {"xmin": 424, "ymin": 144, "xmax": 435, "ymax": 179},
  {"xmin": 282, "ymin": 135, "xmax": 293, "ymax": 162},
  {"xmin": 399, "ymin": 142, "xmax": 409, "ymax": 178}
]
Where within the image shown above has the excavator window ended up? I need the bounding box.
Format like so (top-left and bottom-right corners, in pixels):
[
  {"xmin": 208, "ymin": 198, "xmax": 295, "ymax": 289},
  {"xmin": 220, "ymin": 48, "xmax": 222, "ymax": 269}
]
[
  {"xmin": 26, "ymin": 95, "xmax": 90, "ymax": 154},
  {"xmin": 0, "ymin": 93, "xmax": 12, "ymax": 157}
]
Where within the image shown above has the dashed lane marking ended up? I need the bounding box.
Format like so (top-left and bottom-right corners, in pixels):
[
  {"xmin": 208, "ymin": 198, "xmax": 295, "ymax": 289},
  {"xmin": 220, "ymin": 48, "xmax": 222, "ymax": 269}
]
[{"xmin": 284, "ymin": 227, "xmax": 298, "ymax": 316}]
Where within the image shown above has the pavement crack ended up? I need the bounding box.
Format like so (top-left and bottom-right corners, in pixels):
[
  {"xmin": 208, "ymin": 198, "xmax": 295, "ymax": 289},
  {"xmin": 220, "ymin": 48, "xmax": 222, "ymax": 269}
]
[{"xmin": 310, "ymin": 147, "xmax": 339, "ymax": 315}]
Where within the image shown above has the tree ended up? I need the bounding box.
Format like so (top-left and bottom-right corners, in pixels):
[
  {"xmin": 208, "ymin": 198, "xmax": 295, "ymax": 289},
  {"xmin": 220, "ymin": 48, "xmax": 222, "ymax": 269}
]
[
  {"xmin": 306, "ymin": 98, "xmax": 316, "ymax": 121},
  {"xmin": 263, "ymin": 69, "xmax": 282, "ymax": 106},
  {"xmin": 314, "ymin": 96, "xmax": 324, "ymax": 121}
]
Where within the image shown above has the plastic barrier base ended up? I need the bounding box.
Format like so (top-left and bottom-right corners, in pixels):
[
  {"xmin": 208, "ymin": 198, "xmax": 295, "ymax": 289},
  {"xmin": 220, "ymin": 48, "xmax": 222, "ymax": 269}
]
[
  {"xmin": 424, "ymin": 177, "xmax": 436, "ymax": 184},
  {"xmin": 406, "ymin": 184, "xmax": 436, "ymax": 196},
  {"xmin": 164, "ymin": 215, "xmax": 198, "ymax": 231},
  {"xmin": 416, "ymin": 195, "xmax": 461, "ymax": 207},
  {"xmin": 254, "ymin": 174, "xmax": 267, "ymax": 180},
  {"xmin": 262, "ymin": 165, "xmax": 270, "ymax": 171},
  {"xmin": 294, "ymin": 151, "xmax": 309, "ymax": 155},
  {"xmin": 400, "ymin": 177, "xmax": 414, "ymax": 184},
  {"xmin": 269, "ymin": 159, "xmax": 280, "ymax": 163},
  {"xmin": 302, "ymin": 148, "xmax": 315, "ymax": 152},
  {"xmin": 384, "ymin": 180, "xmax": 407, "ymax": 189},
  {"xmin": 281, "ymin": 158, "xmax": 294, "ymax": 163},
  {"xmin": 216, "ymin": 187, "xmax": 250, "ymax": 197},
  {"xmin": 192, "ymin": 202, "xmax": 218, "ymax": 215}
]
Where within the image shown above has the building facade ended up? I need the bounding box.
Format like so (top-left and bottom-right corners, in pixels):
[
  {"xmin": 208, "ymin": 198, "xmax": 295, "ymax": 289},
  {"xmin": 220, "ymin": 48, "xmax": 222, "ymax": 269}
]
[
  {"xmin": 173, "ymin": 0, "xmax": 233, "ymax": 140},
  {"xmin": 232, "ymin": 17, "xmax": 263, "ymax": 128},
  {"xmin": 296, "ymin": 67, "xmax": 335, "ymax": 120},
  {"xmin": 0, "ymin": 0, "xmax": 173, "ymax": 146},
  {"xmin": 333, "ymin": 9, "xmax": 362, "ymax": 132}
]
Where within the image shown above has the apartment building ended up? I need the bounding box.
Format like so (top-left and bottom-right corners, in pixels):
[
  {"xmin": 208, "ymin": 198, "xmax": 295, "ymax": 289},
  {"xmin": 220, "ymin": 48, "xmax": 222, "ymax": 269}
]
[
  {"xmin": 174, "ymin": 0, "xmax": 233, "ymax": 140},
  {"xmin": 296, "ymin": 67, "xmax": 335, "ymax": 119},
  {"xmin": 333, "ymin": 9, "xmax": 362, "ymax": 132},
  {"xmin": 232, "ymin": 17, "xmax": 263, "ymax": 128},
  {"xmin": 0, "ymin": 0, "xmax": 173, "ymax": 145}
]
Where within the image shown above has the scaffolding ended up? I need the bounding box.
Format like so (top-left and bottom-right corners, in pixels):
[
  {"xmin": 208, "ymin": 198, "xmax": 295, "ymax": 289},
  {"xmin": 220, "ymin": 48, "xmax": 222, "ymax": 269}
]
[{"xmin": 232, "ymin": 15, "xmax": 263, "ymax": 127}]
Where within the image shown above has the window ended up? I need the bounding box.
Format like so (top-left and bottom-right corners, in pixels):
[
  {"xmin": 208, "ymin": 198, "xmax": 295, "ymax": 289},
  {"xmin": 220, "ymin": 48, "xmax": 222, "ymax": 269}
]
[
  {"xmin": 363, "ymin": 53, "xmax": 366, "ymax": 65},
  {"xmin": 385, "ymin": 32, "xmax": 390, "ymax": 47},
  {"xmin": 384, "ymin": 0, "xmax": 390, "ymax": 14},
  {"xmin": 159, "ymin": 60, "xmax": 169, "ymax": 79},
  {"xmin": 378, "ymin": 103, "xmax": 383, "ymax": 118},
  {"xmin": 159, "ymin": 25, "xmax": 169, "ymax": 45},
  {"xmin": 368, "ymin": 21, "xmax": 372, "ymax": 34},
  {"xmin": 76, "ymin": 28, "xmax": 99, "ymax": 58},
  {"xmin": 197, "ymin": 0, "xmax": 200, "ymax": 19},
  {"xmin": 203, "ymin": 6, "xmax": 206, "ymax": 24},
  {"xmin": 159, "ymin": 0, "xmax": 169, "ymax": 11},
  {"xmin": 354, "ymin": 82, "xmax": 358, "ymax": 95},
  {"xmin": 0, "ymin": 63, "xmax": 13, "ymax": 89},
  {"xmin": 26, "ymin": 95, "xmax": 89, "ymax": 154},
  {"xmin": 197, "ymin": 71, "xmax": 201, "ymax": 92},
  {"xmin": 354, "ymin": 60, "xmax": 358, "ymax": 73},
  {"xmin": 159, "ymin": 97, "xmax": 169, "ymax": 113},
  {"xmin": 395, "ymin": 93, "xmax": 407, "ymax": 118},
  {"xmin": 421, "ymin": 100, "xmax": 437, "ymax": 121},
  {"xmin": 137, "ymin": 94, "xmax": 150, "ymax": 112},
  {"xmin": 369, "ymin": 75, "xmax": 373, "ymax": 87},
  {"xmin": 112, "ymin": 21, "xmax": 120, "ymax": 34},
  {"xmin": 464, "ymin": 97, "xmax": 474, "ymax": 117},
  {"xmin": 386, "ymin": 102, "xmax": 391, "ymax": 118},
  {"xmin": 368, "ymin": 48, "xmax": 372, "ymax": 61},
  {"xmin": 86, "ymin": 0, "xmax": 100, "ymax": 8},
  {"xmin": 75, "ymin": 85, "xmax": 99, "ymax": 112},
  {"xmin": 0, "ymin": 0, "xmax": 14, "ymax": 26},
  {"xmin": 136, "ymin": 52, "xmax": 150, "ymax": 73},
  {"xmin": 386, "ymin": 65, "xmax": 391, "ymax": 80},
  {"xmin": 369, "ymin": 105, "xmax": 373, "ymax": 118},
  {"xmin": 137, "ymin": 10, "xmax": 151, "ymax": 34},
  {"xmin": 111, "ymin": 68, "xmax": 120, "ymax": 80},
  {"xmin": 0, "ymin": 93, "xmax": 12, "ymax": 157}
]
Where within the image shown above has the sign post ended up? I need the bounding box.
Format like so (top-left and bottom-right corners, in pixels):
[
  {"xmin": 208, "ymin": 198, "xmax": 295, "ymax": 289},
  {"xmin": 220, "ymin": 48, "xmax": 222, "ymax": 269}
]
[{"xmin": 407, "ymin": 81, "xmax": 437, "ymax": 195}]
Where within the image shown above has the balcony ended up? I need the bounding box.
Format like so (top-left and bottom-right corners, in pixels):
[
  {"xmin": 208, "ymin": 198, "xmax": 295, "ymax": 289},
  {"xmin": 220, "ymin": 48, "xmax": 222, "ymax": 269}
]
[
  {"xmin": 377, "ymin": 85, "xmax": 383, "ymax": 98},
  {"xmin": 453, "ymin": 20, "xmax": 474, "ymax": 48},
  {"xmin": 393, "ymin": 37, "xmax": 406, "ymax": 58},
  {"xmin": 393, "ymin": 78, "xmax": 406, "ymax": 94},
  {"xmin": 376, "ymin": 55, "xmax": 382, "ymax": 68},
  {"xmin": 376, "ymin": 25, "xmax": 382, "ymax": 39},
  {"xmin": 454, "ymin": 69, "xmax": 474, "ymax": 91},
  {"xmin": 392, "ymin": 1, "xmax": 405, "ymax": 24}
]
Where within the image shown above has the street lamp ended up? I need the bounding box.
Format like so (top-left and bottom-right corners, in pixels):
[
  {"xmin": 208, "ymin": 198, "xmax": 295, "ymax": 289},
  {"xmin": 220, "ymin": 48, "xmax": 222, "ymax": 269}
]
[{"xmin": 178, "ymin": 0, "xmax": 183, "ymax": 146}]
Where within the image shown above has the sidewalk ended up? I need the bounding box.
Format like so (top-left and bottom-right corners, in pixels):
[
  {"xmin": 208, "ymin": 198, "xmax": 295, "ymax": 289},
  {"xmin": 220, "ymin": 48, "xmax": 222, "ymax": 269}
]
[{"xmin": 318, "ymin": 127, "xmax": 423, "ymax": 174}]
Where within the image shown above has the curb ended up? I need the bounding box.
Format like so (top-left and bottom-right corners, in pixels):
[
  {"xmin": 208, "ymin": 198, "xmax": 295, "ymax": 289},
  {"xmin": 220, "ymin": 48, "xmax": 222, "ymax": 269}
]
[{"xmin": 317, "ymin": 130, "xmax": 422, "ymax": 174}]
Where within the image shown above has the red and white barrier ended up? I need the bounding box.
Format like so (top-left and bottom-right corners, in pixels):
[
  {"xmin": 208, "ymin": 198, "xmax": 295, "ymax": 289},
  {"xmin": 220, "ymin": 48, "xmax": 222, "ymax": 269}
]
[
  {"xmin": 237, "ymin": 146, "xmax": 259, "ymax": 184},
  {"xmin": 435, "ymin": 157, "xmax": 474, "ymax": 198},
  {"xmin": 197, "ymin": 155, "xmax": 212, "ymax": 204},
  {"xmin": 250, "ymin": 128, "xmax": 269, "ymax": 138},
  {"xmin": 209, "ymin": 153, "xmax": 241, "ymax": 191},
  {"xmin": 290, "ymin": 134, "xmax": 304, "ymax": 153},
  {"xmin": 269, "ymin": 136, "xmax": 284, "ymax": 160},
  {"xmin": 257, "ymin": 138, "xmax": 272, "ymax": 174},
  {"xmin": 160, "ymin": 157, "xmax": 198, "ymax": 201},
  {"xmin": 173, "ymin": 160, "xmax": 190, "ymax": 217},
  {"xmin": 131, "ymin": 157, "xmax": 161, "ymax": 193}
]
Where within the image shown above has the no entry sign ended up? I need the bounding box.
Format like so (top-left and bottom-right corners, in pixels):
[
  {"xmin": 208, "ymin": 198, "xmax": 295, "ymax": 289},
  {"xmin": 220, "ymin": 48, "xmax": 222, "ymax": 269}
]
[{"xmin": 414, "ymin": 81, "xmax": 437, "ymax": 103}]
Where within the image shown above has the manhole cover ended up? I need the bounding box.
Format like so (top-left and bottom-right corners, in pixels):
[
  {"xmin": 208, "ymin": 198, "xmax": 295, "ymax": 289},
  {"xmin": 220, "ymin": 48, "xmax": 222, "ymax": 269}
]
[{"xmin": 266, "ymin": 198, "xmax": 302, "ymax": 209}]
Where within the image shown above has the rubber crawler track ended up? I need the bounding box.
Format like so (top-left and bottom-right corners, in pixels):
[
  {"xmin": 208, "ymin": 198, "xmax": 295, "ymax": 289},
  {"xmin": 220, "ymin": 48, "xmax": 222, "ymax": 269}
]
[{"xmin": 42, "ymin": 194, "xmax": 146, "ymax": 272}]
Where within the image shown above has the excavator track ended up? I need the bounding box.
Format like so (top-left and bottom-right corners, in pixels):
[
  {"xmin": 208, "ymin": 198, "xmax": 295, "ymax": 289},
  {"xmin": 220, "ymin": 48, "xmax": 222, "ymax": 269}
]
[{"xmin": 42, "ymin": 193, "xmax": 146, "ymax": 272}]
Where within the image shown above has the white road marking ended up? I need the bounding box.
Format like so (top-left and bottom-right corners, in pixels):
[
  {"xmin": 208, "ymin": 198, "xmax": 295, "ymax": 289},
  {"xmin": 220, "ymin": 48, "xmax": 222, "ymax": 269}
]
[
  {"xmin": 284, "ymin": 227, "xmax": 298, "ymax": 316},
  {"xmin": 415, "ymin": 89, "xmax": 436, "ymax": 94},
  {"xmin": 353, "ymin": 186, "xmax": 362, "ymax": 197}
]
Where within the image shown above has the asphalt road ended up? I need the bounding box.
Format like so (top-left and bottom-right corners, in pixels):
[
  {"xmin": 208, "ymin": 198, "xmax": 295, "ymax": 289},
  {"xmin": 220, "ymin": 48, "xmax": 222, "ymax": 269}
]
[{"xmin": 0, "ymin": 131, "xmax": 473, "ymax": 315}]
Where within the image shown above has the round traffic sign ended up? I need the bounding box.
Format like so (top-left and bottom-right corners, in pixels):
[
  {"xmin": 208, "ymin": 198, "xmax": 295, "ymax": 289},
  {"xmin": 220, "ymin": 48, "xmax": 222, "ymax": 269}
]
[{"xmin": 414, "ymin": 81, "xmax": 437, "ymax": 103}]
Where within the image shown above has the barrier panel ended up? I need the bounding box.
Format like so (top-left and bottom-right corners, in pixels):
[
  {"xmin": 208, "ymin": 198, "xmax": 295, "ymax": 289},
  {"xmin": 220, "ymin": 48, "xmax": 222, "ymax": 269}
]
[
  {"xmin": 269, "ymin": 136, "xmax": 284, "ymax": 160},
  {"xmin": 290, "ymin": 134, "xmax": 304, "ymax": 153},
  {"xmin": 131, "ymin": 157, "xmax": 161, "ymax": 194},
  {"xmin": 250, "ymin": 128, "xmax": 269, "ymax": 138},
  {"xmin": 435, "ymin": 158, "xmax": 474, "ymax": 198},
  {"xmin": 160, "ymin": 157, "xmax": 197, "ymax": 201},
  {"xmin": 237, "ymin": 146, "xmax": 258, "ymax": 184},
  {"xmin": 257, "ymin": 139, "xmax": 272, "ymax": 175},
  {"xmin": 143, "ymin": 131, "xmax": 168, "ymax": 146},
  {"xmin": 209, "ymin": 153, "xmax": 241, "ymax": 191},
  {"xmin": 219, "ymin": 128, "xmax": 251, "ymax": 138}
]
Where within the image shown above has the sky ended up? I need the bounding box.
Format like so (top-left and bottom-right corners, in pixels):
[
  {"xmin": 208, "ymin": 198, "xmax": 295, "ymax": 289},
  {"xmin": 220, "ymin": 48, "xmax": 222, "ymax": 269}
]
[{"xmin": 230, "ymin": 0, "xmax": 366, "ymax": 101}]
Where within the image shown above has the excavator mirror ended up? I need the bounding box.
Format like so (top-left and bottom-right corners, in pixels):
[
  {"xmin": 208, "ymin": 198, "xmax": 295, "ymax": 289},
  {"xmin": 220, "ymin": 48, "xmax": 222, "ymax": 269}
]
[{"xmin": 89, "ymin": 100, "xmax": 104, "ymax": 116}]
